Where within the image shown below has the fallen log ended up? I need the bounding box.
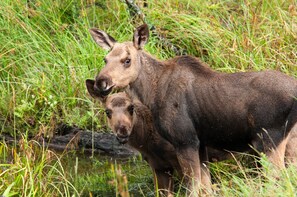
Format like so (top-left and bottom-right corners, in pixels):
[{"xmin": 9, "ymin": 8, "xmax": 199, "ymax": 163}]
[{"xmin": 1, "ymin": 124, "xmax": 136, "ymax": 157}]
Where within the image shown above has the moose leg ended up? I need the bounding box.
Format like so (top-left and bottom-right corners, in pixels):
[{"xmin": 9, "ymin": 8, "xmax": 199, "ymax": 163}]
[
  {"xmin": 200, "ymin": 146, "xmax": 212, "ymax": 193},
  {"xmin": 176, "ymin": 146, "xmax": 201, "ymax": 196},
  {"xmin": 256, "ymin": 128, "xmax": 288, "ymax": 169},
  {"xmin": 153, "ymin": 168, "xmax": 174, "ymax": 197},
  {"xmin": 266, "ymin": 137, "xmax": 288, "ymax": 169},
  {"xmin": 285, "ymin": 123, "xmax": 297, "ymax": 166}
]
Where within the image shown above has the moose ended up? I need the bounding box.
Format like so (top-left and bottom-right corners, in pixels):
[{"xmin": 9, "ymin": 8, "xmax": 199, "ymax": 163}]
[
  {"xmin": 85, "ymin": 89, "xmax": 181, "ymax": 196},
  {"xmin": 88, "ymin": 24, "xmax": 297, "ymax": 193}
]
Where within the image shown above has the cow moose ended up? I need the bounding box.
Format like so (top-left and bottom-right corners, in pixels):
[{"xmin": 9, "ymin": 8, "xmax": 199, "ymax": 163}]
[{"xmin": 88, "ymin": 24, "xmax": 297, "ymax": 193}]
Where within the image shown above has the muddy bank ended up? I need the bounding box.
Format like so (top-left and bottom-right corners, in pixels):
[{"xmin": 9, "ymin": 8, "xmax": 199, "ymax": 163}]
[{"xmin": 1, "ymin": 124, "xmax": 136, "ymax": 157}]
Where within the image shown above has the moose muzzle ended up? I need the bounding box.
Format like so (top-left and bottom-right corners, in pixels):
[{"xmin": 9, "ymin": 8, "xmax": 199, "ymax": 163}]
[
  {"xmin": 95, "ymin": 76, "xmax": 114, "ymax": 97},
  {"xmin": 115, "ymin": 125, "xmax": 130, "ymax": 144}
]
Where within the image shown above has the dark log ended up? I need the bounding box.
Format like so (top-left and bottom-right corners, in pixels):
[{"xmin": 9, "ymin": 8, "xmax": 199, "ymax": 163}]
[{"xmin": 1, "ymin": 124, "xmax": 136, "ymax": 157}]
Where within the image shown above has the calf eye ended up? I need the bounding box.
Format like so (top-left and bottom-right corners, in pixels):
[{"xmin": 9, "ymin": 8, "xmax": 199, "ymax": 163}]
[
  {"xmin": 124, "ymin": 58, "xmax": 131, "ymax": 68},
  {"xmin": 105, "ymin": 109, "xmax": 112, "ymax": 119},
  {"xmin": 103, "ymin": 58, "xmax": 107, "ymax": 64},
  {"xmin": 127, "ymin": 104, "xmax": 134, "ymax": 115}
]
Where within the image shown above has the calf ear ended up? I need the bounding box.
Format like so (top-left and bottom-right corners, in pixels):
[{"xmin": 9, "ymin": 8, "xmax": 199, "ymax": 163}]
[
  {"xmin": 89, "ymin": 28, "xmax": 117, "ymax": 50},
  {"xmin": 133, "ymin": 24, "xmax": 149, "ymax": 49},
  {"xmin": 85, "ymin": 79, "xmax": 106, "ymax": 103}
]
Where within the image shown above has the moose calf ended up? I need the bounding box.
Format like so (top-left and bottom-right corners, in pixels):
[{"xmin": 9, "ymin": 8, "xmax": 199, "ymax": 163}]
[
  {"xmin": 104, "ymin": 92, "xmax": 181, "ymax": 196},
  {"xmin": 85, "ymin": 84, "xmax": 181, "ymax": 196}
]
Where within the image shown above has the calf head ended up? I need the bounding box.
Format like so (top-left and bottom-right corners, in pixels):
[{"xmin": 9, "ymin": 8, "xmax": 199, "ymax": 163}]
[
  {"xmin": 89, "ymin": 24, "xmax": 149, "ymax": 97},
  {"xmin": 104, "ymin": 92, "xmax": 135, "ymax": 144},
  {"xmin": 86, "ymin": 79, "xmax": 134, "ymax": 144}
]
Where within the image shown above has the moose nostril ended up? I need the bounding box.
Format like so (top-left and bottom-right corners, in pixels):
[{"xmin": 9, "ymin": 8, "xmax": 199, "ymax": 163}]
[
  {"xmin": 95, "ymin": 76, "xmax": 112, "ymax": 92},
  {"xmin": 117, "ymin": 125, "xmax": 128, "ymax": 136},
  {"xmin": 95, "ymin": 78, "xmax": 106, "ymax": 90},
  {"xmin": 115, "ymin": 125, "xmax": 130, "ymax": 144},
  {"xmin": 117, "ymin": 133, "xmax": 128, "ymax": 139},
  {"xmin": 102, "ymin": 81, "xmax": 107, "ymax": 89}
]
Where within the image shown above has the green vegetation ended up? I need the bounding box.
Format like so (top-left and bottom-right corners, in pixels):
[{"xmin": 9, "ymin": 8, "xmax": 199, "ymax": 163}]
[
  {"xmin": 0, "ymin": 0, "xmax": 296, "ymax": 196},
  {"xmin": 0, "ymin": 137, "xmax": 79, "ymax": 196}
]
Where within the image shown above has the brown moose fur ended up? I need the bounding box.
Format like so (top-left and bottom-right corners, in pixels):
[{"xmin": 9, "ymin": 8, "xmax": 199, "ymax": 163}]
[{"xmin": 88, "ymin": 24, "xmax": 297, "ymax": 193}]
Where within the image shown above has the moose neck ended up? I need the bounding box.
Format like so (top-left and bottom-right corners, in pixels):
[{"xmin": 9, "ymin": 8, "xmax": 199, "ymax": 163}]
[
  {"xmin": 128, "ymin": 112, "xmax": 146, "ymax": 149},
  {"xmin": 128, "ymin": 103, "xmax": 155, "ymax": 153},
  {"xmin": 129, "ymin": 51, "xmax": 163, "ymax": 107}
]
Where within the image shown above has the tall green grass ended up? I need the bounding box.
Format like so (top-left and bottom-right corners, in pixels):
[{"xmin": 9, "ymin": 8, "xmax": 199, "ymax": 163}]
[
  {"xmin": 0, "ymin": 137, "xmax": 79, "ymax": 196},
  {"xmin": 0, "ymin": 0, "xmax": 133, "ymax": 136},
  {"xmin": 147, "ymin": 0, "xmax": 296, "ymax": 73},
  {"xmin": 0, "ymin": 0, "xmax": 296, "ymax": 196},
  {"xmin": 210, "ymin": 155, "xmax": 297, "ymax": 196}
]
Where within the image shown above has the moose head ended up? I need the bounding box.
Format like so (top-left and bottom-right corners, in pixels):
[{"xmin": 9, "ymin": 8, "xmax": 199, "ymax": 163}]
[{"xmin": 89, "ymin": 24, "xmax": 149, "ymax": 97}]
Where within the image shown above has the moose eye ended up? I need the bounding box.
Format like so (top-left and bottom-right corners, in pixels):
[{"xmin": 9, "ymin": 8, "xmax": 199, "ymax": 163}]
[
  {"xmin": 105, "ymin": 109, "xmax": 112, "ymax": 119},
  {"xmin": 103, "ymin": 58, "xmax": 107, "ymax": 64},
  {"xmin": 124, "ymin": 58, "xmax": 131, "ymax": 68},
  {"xmin": 127, "ymin": 104, "xmax": 134, "ymax": 115}
]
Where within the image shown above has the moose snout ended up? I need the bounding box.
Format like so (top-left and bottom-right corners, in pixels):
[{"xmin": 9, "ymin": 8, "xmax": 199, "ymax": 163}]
[
  {"xmin": 115, "ymin": 125, "xmax": 130, "ymax": 144},
  {"xmin": 95, "ymin": 76, "xmax": 114, "ymax": 96}
]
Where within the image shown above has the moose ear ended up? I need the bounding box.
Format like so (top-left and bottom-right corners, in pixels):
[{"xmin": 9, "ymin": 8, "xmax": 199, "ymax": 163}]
[
  {"xmin": 89, "ymin": 28, "xmax": 117, "ymax": 50},
  {"xmin": 86, "ymin": 79, "xmax": 107, "ymax": 103},
  {"xmin": 133, "ymin": 24, "xmax": 149, "ymax": 49}
]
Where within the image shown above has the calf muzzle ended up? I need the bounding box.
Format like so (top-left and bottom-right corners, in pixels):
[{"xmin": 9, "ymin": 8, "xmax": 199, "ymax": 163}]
[
  {"xmin": 116, "ymin": 125, "xmax": 130, "ymax": 144},
  {"xmin": 116, "ymin": 135, "xmax": 129, "ymax": 144}
]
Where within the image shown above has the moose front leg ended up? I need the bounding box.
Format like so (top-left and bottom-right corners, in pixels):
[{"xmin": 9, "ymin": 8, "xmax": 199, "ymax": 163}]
[
  {"xmin": 153, "ymin": 168, "xmax": 174, "ymax": 197},
  {"xmin": 200, "ymin": 146, "xmax": 212, "ymax": 193},
  {"xmin": 176, "ymin": 146, "xmax": 201, "ymax": 196},
  {"xmin": 256, "ymin": 128, "xmax": 289, "ymax": 169},
  {"xmin": 285, "ymin": 123, "xmax": 297, "ymax": 166}
]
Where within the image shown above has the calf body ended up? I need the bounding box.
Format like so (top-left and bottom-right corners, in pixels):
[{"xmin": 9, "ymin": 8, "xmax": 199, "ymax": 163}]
[{"xmin": 89, "ymin": 24, "xmax": 297, "ymax": 192}]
